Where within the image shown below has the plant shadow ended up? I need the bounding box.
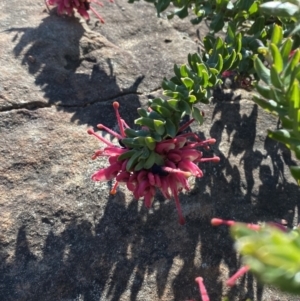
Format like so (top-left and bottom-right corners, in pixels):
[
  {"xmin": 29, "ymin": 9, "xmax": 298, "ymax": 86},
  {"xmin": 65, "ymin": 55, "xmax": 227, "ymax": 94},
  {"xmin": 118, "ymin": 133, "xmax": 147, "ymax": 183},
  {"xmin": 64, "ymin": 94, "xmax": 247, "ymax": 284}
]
[{"xmin": 7, "ymin": 11, "xmax": 144, "ymax": 126}]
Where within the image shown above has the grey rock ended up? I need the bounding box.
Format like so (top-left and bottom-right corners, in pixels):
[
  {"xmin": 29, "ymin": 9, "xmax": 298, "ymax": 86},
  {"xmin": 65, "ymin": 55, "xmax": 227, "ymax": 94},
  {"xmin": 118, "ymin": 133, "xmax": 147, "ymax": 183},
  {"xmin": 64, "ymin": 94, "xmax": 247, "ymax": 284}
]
[{"xmin": 0, "ymin": 1, "xmax": 299, "ymax": 301}]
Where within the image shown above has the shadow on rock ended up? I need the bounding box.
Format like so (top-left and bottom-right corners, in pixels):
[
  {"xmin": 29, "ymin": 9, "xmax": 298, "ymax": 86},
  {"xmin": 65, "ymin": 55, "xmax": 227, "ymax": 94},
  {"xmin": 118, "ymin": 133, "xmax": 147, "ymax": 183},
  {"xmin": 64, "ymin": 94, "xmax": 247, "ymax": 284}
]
[
  {"xmin": 8, "ymin": 12, "xmax": 144, "ymax": 125},
  {"xmin": 208, "ymin": 89, "xmax": 299, "ymax": 223},
  {"xmin": 185, "ymin": 89, "xmax": 300, "ymax": 300},
  {"xmin": 0, "ymin": 193, "xmax": 231, "ymax": 301}
]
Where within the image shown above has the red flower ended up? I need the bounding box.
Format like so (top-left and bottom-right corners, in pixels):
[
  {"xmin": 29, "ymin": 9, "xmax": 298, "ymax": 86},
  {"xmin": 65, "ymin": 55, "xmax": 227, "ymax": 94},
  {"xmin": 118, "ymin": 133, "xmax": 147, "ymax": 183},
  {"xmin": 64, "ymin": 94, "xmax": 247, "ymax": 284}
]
[
  {"xmin": 88, "ymin": 102, "xmax": 220, "ymax": 224},
  {"xmin": 46, "ymin": 0, "xmax": 113, "ymax": 23}
]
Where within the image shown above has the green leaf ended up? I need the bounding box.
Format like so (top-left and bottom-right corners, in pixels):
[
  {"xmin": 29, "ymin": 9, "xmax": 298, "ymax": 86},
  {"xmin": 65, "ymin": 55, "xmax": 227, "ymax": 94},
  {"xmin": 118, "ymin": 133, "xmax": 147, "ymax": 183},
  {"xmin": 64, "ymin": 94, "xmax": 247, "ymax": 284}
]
[
  {"xmin": 230, "ymin": 52, "xmax": 242, "ymax": 69},
  {"xmin": 151, "ymin": 132, "xmax": 162, "ymax": 142},
  {"xmin": 153, "ymin": 119, "xmax": 165, "ymax": 135},
  {"xmin": 271, "ymin": 24, "xmax": 283, "ymax": 45},
  {"xmin": 118, "ymin": 149, "xmax": 136, "ymax": 161},
  {"xmin": 248, "ymin": 16, "xmax": 265, "ymax": 35},
  {"xmin": 215, "ymin": 53, "xmax": 224, "ymax": 72},
  {"xmin": 270, "ymin": 65, "xmax": 283, "ymax": 89},
  {"xmin": 280, "ymin": 38, "xmax": 293, "ymax": 65},
  {"xmin": 163, "ymin": 90, "xmax": 182, "ymax": 99},
  {"xmin": 289, "ymin": 80, "xmax": 300, "ymax": 110},
  {"xmin": 253, "ymin": 55, "xmax": 271, "ymax": 85},
  {"xmin": 222, "ymin": 49, "xmax": 237, "ymax": 71},
  {"xmin": 151, "ymin": 104, "xmax": 171, "ymax": 118},
  {"xmin": 167, "ymin": 99, "xmax": 180, "ymax": 111},
  {"xmin": 135, "ymin": 117, "xmax": 155, "ymax": 130},
  {"xmin": 253, "ymin": 96, "xmax": 277, "ymax": 113},
  {"xmin": 133, "ymin": 136, "xmax": 147, "ymax": 146},
  {"xmin": 180, "ymin": 65, "xmax": 189, "ymax": 77},
  {"xmin": 121, "ymin": 138, "xmax": 142, "ymax": 148},
  {"xmin": 235, "ymin": 33, "xmax": 242, "ymax": 53},
  {"xmin": 283, "ymin": 49, "xmax": 300, "ymax": 80},
  {"xmin": 154, "ymin": 153, "xmax": 164, "ymax": 166},
  {"xmin": 145, "ymin": 136, "xmax": 156, "ymax": 150},
  {"xmin": 270, "ymin": 43, "xmax": 283, "ymax": 73},
  {"xmin": 248, "ymin": 1, "xmax": 259, "ymax": 15},
  {"xmin": 162, "ymin": 79, "xmax": 177, "ymax": 91},
  {"xmin": 149, "ymin": 110, "xmax": 165, "ymax": 121},
  {"xmin": 182, "ymin": 77, "xmax": 194, "ymax": 89},
  {"xmin": 155, "ymin": 0, "xmax": 171, "ymax": 14},
  {"xmin": 151, "ymin": 97, "xmax": 164, "ymax": 106},
  {"xmin": 174, "ymin": 64, "xmax": 181, "ymax": 79},
  {"xmin": 270, "ymin": 88, "xmax": 287, "ymax": 106},
  {"xmin": 126, "ymin": 149, "xmax": 143, "ymax": 171},
  {"xmin": 165, "ymin": 119, "xmax": 177, "ymax": 137},
  {"xmin": 234, "ymin": 10, "xmax": 249, "ymax": 20},
  {"xmin": 290, "ymin": 166, "xmax": 300, "ymax": 185},
  {"xmin": 192, "ymin": 107, "xmax": 204, "ymax": 125},
  {"xmin": 255, "ymin": 83, "xmax": 272, "ymax": 99},
  {"xmin": 124, "ymin": 128, "xmax": 149, "ymax": 138},
  {"xmin": 268, "ymin": 129, "xmax": 293, "ymax": 146},
  {"xmin": 174, "ymin": 5, "xmax": 189, "ymax": 19},
  {"xmin": 203, "ymin": 35, "xmax": 215, "ymax": 52},
  {"xmin": 201, "ymin": 69, "xmax": 209, "ymax": 87},
  {"xmin": 143, "ymin": 151, "xmax": 156, "ymax": 169},
  {"xmin": 226, "ymin": 23, "xmax": 235, "ymax": 43},
  {"xmin": 187, "ymin": 94, "xmax": 197, "ymax": 103},
  {"xmin": 292, "ymin": 65, "xmax": 300, "ymax": 82},
  {"xmin": 140, "ymin": 147, "xmax": 150, "ymax": 159},
  {"xmin": 137, "ymin": 108, "xmax": 148, "ymax": 117},
  {"xmin": 134, "ymin": 159, "xmax": 146, "ymax": 171},
  {"xmin": 178, "ymin": 99, "xmax": 191, "ymax": 114},
  {"xmin": 190, "ymin": 16, "xmax": 204, "ymax": 25},
  {"xmin": 196, "ymin": 63, "xmax": 208, "ymax": 77},
  {"xmin": 210, "ymin": 14, "xmax": 225, "ymax": 33}
]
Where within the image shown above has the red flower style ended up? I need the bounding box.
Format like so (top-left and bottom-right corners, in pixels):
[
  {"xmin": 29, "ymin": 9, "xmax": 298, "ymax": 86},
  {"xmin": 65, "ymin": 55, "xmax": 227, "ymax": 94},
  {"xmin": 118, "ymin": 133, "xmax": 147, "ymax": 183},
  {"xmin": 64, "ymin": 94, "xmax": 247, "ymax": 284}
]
[
  {"xmin": 88, "ymin": 102, "xmax": 220, "ymax": 224},
  {"xmin": 46, "ymin": 0, "xmax": 113, "ymax": 23},
  {"xmin": 185, "ymin": 277, "xmax": 210, "ymax": 301}
]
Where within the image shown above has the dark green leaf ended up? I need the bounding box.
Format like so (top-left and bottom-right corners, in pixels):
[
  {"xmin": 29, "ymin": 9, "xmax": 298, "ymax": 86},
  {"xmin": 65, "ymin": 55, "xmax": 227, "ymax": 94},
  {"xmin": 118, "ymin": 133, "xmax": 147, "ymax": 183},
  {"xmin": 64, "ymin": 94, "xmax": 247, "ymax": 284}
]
[
  {"xmin": 174, "ymin": 5, "xmax": 189, "ymax": 18},
  {"xmin": 165, "ymin": 119, "xmax": 177, "ymax": 137},
  {"xmin": 270, "ymin": 65, "xmax": 283, "ymax": 89},
  {"xmin": 254, "ymin": 55, "xmax": 271, "ymax": 85},
  {"xmin": 192, "ymin": 107, "xmax": 204, "ymax": 125}
]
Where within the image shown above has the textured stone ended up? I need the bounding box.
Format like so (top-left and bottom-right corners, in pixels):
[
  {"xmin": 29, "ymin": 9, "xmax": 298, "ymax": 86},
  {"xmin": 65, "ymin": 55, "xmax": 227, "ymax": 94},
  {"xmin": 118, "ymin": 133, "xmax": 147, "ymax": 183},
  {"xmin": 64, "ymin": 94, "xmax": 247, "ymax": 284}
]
[{"xmin": 0, "ymin": 1, "xmax": 300, "ymax": 301}]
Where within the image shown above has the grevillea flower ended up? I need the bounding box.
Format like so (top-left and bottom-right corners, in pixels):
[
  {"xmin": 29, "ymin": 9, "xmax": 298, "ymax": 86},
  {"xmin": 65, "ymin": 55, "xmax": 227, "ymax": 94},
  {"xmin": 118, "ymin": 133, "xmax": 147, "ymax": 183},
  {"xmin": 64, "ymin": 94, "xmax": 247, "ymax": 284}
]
[
  {"xmin": 211, "ymin": 217, "xmax": 288, "ymax": 286},
  {"xmin": 46, "ymin": 0, "xmax": 113, "ymax": 23},
  {"xmin": 88, "ymin": 101, "xmax": 220, "ymax": 224}
]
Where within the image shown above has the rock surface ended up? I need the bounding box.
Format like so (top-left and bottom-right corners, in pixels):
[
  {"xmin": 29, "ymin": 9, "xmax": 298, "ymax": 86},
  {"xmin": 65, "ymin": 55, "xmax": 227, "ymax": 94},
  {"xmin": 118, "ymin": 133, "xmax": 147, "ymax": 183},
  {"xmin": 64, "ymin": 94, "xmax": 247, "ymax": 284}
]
[{"xmin": 0, "ymin": 1, "xmax": 299, "ymax": 301}]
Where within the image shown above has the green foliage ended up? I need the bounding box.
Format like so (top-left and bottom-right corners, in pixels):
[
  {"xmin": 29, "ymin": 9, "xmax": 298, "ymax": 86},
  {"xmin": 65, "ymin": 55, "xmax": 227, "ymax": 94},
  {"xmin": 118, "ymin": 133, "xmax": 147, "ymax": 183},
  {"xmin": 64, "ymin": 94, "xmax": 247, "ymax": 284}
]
[
  {"xmin": 253, "ymin": 27, "xmax": 300, "ymax": 184},
  {"xmin": 123, "ymin": 0, "xmax": 300, "ymax": 174},
  {"xmin": 129, "ymin": 0, "xmax": 300, "ymax": 78},
  {"xmin": 231, "ymin": 224, "xmax": 300, "ymax": 294},
  {"xmin": 127, "ymin": 0, "xmax": 300, "ymax": 180},
  {"xmin": 118, "ymin": 34, "xmax": 242, "ymax": 170}
]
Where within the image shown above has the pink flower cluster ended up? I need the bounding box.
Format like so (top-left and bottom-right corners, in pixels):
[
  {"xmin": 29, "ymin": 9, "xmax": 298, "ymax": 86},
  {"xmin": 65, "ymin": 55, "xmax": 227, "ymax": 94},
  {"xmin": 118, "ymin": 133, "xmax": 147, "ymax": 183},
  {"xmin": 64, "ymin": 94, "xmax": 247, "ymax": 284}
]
[
  {"xmin": 46, "ymin": 0, "xmax": 113, "ymax": 23},
  {"xmin": 88, "ymin": 102, "xmax": 220, "ymax": 224}
]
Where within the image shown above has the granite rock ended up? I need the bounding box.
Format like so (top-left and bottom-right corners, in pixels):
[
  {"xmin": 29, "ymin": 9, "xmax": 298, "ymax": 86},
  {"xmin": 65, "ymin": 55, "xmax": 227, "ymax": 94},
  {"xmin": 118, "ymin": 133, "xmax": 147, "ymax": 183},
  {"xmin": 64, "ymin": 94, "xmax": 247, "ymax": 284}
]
[{"xmin": 0, "ymin": 1, "xmax": 299, "ymax": 301}]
